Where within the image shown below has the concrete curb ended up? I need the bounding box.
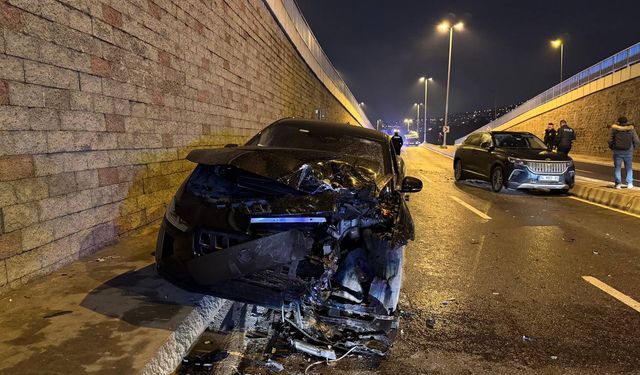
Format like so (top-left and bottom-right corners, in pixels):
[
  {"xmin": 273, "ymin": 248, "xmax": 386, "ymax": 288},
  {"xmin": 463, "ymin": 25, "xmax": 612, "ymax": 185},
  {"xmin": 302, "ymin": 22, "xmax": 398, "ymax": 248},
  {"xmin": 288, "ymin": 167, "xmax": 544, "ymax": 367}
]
[
  {"xmin": 570, "ymin": 181, "xmax": 640, "ymax": 216},
  {"xmin": 142, "ymin": 296, "xmax": 231, "ymax": 375}
]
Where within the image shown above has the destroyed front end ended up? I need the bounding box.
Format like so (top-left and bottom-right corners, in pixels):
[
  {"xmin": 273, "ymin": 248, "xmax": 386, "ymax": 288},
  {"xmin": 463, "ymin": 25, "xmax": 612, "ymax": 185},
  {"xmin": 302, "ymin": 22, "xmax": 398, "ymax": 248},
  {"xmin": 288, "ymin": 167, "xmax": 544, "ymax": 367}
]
[{"xmin": 155, "ymin": 119, "xmax": 421, "ymax": 357}]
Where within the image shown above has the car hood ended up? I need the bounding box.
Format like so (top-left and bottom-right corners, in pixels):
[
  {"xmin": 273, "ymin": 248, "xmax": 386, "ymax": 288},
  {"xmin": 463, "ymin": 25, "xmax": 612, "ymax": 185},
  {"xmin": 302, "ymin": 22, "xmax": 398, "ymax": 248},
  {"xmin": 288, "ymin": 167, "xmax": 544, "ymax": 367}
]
[
  {"xmin": 187, "ymin": 146, "xmax": 391, "ymax": 195},
  {"xmin": 502, "ymin": 148, "xmax": 572, "ymax": 161}
]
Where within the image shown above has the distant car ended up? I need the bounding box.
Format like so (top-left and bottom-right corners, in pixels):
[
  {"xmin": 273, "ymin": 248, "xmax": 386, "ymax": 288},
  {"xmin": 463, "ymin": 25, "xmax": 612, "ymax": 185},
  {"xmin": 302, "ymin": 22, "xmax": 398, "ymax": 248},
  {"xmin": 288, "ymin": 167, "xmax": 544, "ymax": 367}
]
[
  {"xmin": 405, "ymin": 130, "xmax": 420, "ymax": 146},
  {"xmin": 453, "ymin": 131, "xmax": 575, "ymax": 193}
]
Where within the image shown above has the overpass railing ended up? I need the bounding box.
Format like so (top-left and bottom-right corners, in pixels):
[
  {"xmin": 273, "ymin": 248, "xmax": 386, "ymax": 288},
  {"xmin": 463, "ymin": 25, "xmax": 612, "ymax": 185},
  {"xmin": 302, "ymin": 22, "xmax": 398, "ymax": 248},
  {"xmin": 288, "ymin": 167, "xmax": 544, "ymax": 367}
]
[
  {"xmin": 272, "ymin": 0, "xmax": 372, "ymax": 127},
  {"xmin": 456, "ymin": 42, "xmax": 640, "ymax": 143}
]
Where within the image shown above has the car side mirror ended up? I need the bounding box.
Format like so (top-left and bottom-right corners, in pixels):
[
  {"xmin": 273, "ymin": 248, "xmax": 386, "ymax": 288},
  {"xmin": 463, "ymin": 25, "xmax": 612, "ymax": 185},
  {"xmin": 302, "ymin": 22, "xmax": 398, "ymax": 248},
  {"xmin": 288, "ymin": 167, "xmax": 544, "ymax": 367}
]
[
  {"xmin": 400, "ymin": 176, "xmax": 422, "ymax": 193},
  {"xmin": 224, "ymin": 143, "xmax": 238, "ymax": 148}
]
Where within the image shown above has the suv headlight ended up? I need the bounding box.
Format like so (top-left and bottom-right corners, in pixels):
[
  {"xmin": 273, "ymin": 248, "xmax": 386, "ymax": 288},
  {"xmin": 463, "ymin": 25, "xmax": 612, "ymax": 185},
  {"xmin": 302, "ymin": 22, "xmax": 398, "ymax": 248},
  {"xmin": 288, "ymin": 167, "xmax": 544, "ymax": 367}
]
[
  {"xmin": 508, "ymin": 157, "xmax": 524, "ymax": 165},
  {"xmin": 165, "ymin": 196, "xmax": 188, "ymax": 232}
]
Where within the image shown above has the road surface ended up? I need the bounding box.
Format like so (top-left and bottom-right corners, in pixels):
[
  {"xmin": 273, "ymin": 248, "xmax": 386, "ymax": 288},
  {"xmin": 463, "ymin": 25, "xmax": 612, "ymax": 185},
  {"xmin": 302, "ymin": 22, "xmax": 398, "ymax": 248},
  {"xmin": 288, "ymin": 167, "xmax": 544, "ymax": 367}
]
[{"xmin": 180, "ymin": 146, "xmax": 640, "ymax": 374}]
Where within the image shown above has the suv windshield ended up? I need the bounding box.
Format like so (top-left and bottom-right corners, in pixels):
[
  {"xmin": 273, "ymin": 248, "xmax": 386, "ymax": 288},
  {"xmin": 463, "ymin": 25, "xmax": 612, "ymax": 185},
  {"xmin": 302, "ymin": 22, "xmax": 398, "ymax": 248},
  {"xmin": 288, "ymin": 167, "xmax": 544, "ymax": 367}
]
[
  {"xmin": 247, "ymin": 124, "xmax": 389, "ymax": 175},
  {"xmin": 494, "ymin": 133, "xmax": 547, "ymax": 149}
]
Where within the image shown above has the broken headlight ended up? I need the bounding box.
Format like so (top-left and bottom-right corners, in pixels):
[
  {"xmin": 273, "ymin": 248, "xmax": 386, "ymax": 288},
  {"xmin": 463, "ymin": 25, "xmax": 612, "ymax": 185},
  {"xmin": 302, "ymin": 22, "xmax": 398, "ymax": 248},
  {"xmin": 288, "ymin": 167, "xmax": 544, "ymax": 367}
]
[{"xmin": 165, "ymin": 196, "xmax": 188, "ymax": 232}]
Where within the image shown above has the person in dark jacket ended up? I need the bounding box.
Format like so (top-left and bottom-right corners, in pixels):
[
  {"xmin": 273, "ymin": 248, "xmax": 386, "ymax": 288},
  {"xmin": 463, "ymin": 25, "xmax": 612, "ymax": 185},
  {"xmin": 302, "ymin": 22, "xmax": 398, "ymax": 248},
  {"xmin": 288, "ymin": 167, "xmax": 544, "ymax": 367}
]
[
  {"xmin": 391, "ymin": 130, "xmax": 403, "ymax": 155},
  {"xmin": 543, "ymin": 123, "xmax": 556, "ymax": 150},
  {"xmin": 608, "ymin": 116, "xmax": 640, "ymax": 189},
  {"xmin": 555, "ymin": 120, "xmax": 576, "ymax": 154}
]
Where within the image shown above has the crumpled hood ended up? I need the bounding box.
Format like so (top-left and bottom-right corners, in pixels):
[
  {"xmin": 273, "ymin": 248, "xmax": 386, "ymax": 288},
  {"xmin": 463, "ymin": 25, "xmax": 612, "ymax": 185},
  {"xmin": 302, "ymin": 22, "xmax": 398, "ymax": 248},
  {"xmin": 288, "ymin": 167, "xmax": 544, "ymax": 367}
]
[
  {"xmin": 504, "ymin": 149, "xmax": 572, "ymax": 161},
  {"xmin": 187, "ymin": 147, "xmax": 382, "ymax": 195}
]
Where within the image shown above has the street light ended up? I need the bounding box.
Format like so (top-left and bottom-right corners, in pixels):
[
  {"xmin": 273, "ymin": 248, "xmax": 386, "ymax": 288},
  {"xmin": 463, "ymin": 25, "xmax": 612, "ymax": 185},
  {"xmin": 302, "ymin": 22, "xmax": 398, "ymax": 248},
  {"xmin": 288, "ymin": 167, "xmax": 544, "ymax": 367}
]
[
  {"xmin": 413, "ymin": 103, "xmax": 422, "ymax": 130},
  {"xmin": 419, "ymin": 77, "xmax": 433, "ymax": 143},
  {"xmin": 550, "ymin": 39, "xmax": 564, "ymax": 82},
  {"xmin": 438, "ymin": 20, "xmax": 463, "ymax": 148},
  {"xmin": 403, "ymin": 118, "xmax": 413, "ymax": 132}
]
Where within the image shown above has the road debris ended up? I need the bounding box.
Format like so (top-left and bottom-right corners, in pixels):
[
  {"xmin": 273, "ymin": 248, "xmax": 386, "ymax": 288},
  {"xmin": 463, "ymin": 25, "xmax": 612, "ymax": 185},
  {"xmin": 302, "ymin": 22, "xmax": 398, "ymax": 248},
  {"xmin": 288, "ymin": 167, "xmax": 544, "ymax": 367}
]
[
  {"xmin": 263, "ymin": 358, "xmax": 284, "ymax": 372},
  {"xmin": 550, "ymin": 355, "xmax": 558, "ymax": 360},
  {"xmin": 94, "ymin": 255, "xmax": 120, "ymax": 262},
  {"xmin": 593, "ymin": 251, "xmax": 599, "ymax": 255},
  {"xmin": 521, "ymin": 335, "xmax": 534, "ymax": 343},
  {"xmin": 426, "ymin": 317, "xmax": 437, "ymax": 329}
]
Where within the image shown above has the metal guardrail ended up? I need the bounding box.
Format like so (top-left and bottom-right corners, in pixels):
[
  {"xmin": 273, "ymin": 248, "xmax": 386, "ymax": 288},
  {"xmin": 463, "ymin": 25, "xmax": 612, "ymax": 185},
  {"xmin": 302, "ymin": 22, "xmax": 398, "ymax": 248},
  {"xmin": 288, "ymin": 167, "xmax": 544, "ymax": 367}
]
[
  {"xmin": 456, "ymin": 42, "xmax": 640, "ymax": 143},
  {"xmin": 280, "ymin": 0, "xmax": 371, "ymax": 127}
]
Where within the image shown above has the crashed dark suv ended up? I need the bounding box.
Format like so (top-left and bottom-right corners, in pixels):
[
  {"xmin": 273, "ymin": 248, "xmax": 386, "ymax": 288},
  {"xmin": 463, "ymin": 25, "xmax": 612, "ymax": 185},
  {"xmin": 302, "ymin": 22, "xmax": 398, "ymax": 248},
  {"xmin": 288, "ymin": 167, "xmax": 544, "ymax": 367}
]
[{"xmin": 155, "ymin": 118, "xmax": 422, "ymax": 355}]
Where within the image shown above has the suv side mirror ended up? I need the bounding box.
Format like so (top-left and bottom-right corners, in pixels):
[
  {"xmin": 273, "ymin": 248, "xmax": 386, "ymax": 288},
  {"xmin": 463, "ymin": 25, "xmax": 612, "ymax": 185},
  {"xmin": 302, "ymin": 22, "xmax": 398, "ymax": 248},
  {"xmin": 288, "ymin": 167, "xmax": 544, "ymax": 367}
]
[
  {"xmin": 400, "ymin": 176, "xmax": 422, "ymax": 193},
  {"xmin": 224, "ymin": 143, "xmax": 238, "ymax": 148}
]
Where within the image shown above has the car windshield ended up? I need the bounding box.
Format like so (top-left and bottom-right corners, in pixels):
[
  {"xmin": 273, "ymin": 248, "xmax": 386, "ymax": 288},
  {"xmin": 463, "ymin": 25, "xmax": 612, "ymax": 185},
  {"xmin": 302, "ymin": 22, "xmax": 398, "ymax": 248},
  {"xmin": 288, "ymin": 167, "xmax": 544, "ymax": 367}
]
[
  {"xmin": 247, "ymin": 124, "xmax": 388, "ymax": 175},
  {"xmin": 493, "ymin": 133, "xmax": 547, "ymax": 149}
]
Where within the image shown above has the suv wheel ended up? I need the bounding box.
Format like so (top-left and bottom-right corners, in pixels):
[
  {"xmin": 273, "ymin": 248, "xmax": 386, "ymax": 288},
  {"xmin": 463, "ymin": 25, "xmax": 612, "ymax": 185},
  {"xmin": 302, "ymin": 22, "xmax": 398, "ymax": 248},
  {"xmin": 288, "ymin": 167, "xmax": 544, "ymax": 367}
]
[
  {"xmin": 454, "ymin": 159, "xmax": 465, "ymax": 181},
  {"xmin": 490, "ymin": 166, "xmax": 504, "ymax": 192}
]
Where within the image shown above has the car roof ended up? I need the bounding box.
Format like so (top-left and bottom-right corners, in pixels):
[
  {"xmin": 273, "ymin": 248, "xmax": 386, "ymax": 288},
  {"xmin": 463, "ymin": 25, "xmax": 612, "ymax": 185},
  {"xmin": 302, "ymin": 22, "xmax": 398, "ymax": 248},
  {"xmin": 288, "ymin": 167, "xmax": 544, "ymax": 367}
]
[
  {"xmin": 489, "ymin": 131, "xmax": 535, "ymax": 135},
  {"xmin": 266, "ymin": 118, "xmax": 388, "ymax": 142}
]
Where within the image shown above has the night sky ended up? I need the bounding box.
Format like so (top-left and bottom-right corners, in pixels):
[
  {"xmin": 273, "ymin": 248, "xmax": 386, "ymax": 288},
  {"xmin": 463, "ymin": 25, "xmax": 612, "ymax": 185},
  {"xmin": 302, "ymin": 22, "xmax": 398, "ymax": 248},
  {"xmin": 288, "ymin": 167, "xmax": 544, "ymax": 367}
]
[{"xmin": 297, "ymin": 0, "xmax": 640, "ymax": 124}]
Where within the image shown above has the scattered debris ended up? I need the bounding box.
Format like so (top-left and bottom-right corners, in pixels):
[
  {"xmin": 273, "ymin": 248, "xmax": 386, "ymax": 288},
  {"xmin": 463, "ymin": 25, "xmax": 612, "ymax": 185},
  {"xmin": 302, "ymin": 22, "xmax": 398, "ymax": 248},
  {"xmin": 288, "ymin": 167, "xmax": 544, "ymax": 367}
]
[
  {"xmin": 521, "ymin": 335, "xmax": 534, "ymax": 343},
  {"xmin": 592, "ymin": 251, "xmax": 599, "ymax": 255},
  {"xmin": 426, "ymin": 318, "xmax": 437, "ymax": 329},
  {"xmin": 492, "ymin": 292, "xmax": 500, "ymax": 295},
  {"xmin": 291, "ymin": 339, "xmax": 336, "ymax": 360},
  {"xmin": 95, "ymin": 255, "xmax": 120, "ymax": 262},
  {"xmin": 470, "ymin": 238, "xmax": 480, "ymax": 244},
  {"xmin": 179, "ymin": 350, "xmax": 229, "ymax": 373},
  {"xmin": 264, "ymin": 358, "xmax": 284, "ymax": 373},
  {"xmin": 562, "ymin": 237, "xmax": 575, "ymax": 243},
  {"xmin": 550, "ymin": 355, "xmax": 558, "ymax": 360}
]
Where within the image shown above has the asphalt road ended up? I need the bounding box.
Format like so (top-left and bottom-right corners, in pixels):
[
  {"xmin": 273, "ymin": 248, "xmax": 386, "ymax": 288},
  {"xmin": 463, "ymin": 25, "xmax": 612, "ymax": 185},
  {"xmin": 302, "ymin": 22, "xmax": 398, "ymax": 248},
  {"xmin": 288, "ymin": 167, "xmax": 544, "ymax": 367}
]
[
  {"xmin": 574, "ymin": 159, "xmax": 640, "ymax": 185},
  {"xmin": 180, "ymin": 146, "xmax": 640, "ymax": 374}
]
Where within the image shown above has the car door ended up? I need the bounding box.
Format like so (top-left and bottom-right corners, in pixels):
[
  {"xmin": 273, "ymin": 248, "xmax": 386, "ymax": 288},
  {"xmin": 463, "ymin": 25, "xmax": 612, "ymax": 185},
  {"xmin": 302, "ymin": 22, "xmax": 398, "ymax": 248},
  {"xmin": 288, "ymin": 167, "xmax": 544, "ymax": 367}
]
[
  {"xmin": 462, "ymin": 133, "xmax": 483, "ymax": 177},
  {"xmin": 474, "ymin": 133, "xmax": 494, "ymax": 178}
]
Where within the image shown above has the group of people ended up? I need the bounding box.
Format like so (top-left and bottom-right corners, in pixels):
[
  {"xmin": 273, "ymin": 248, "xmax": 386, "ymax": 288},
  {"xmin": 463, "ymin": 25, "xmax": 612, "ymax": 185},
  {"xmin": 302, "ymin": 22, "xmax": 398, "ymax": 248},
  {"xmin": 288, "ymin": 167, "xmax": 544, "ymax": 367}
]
[
  {"xmin": 543, "ymin": 120, "xmax": 576, "ymax": 154},
  {"xmin": 542, "ymin": 117, "xmax": 639, "ymax": 189}
]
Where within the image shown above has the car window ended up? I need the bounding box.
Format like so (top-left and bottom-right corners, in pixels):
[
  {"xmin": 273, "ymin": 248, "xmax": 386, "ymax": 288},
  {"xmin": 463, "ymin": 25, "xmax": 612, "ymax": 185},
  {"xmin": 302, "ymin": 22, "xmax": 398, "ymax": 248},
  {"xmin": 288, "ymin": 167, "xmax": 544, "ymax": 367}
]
[
  {"xmin": 247, "ymin": 123, "xmax": 389, "ymax": 175},
  {"xmin": 479, "ymin": 133, "xmax": 492, "ymax": 147},
  {"xmin": 493, "ymin": 133, "xmax": 547, "ymax": 149},
  {"xmin": 464, "ymin": 134, "xmax": 481, "ymax": 146}
]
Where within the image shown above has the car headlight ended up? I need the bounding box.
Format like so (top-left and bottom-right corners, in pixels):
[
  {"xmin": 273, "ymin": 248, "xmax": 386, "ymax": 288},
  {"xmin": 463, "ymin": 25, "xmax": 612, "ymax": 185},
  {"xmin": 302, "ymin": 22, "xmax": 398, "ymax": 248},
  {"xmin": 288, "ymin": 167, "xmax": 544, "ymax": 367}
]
[
  {"xmin": 508, "ymin": 157, "xmax": 524, "ymax": 165},
  {"xmin": 165, "ymin": 196, "xmax": 188, "ymax": 232}
]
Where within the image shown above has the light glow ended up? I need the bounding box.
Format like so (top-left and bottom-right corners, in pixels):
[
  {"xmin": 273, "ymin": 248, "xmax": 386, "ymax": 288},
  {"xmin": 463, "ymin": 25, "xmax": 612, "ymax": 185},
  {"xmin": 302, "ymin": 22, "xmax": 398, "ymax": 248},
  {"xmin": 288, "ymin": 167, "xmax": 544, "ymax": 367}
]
[
  {"xmin": 551, "ymin": 39, "xmax": 562, "ymax": 48},
  {"xmin": 437, "ymin": 21, "xmax": 450, "ymax": 32},
  {"xmin": 454, "ymin": 22, "xmax": 464, "ymax": 30}
]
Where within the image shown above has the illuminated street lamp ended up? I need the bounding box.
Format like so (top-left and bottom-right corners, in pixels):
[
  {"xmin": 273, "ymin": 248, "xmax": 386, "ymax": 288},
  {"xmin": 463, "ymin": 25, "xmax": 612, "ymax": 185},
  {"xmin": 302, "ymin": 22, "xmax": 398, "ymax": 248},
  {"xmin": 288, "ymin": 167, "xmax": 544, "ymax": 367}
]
[
  {"xmin": 403, "ymin": 118, "xmax": 413, "ymax": 131},
  {"xmin": 550, "ymin": 39, "xmax": 564, "ymax": 82},
  {"xmin": 419, "ymin": 77, "xmax": 433, "ymax": 143},
  {"xmin": 438, "ymin": 20, "xmax": 464, "ymax": 148}
]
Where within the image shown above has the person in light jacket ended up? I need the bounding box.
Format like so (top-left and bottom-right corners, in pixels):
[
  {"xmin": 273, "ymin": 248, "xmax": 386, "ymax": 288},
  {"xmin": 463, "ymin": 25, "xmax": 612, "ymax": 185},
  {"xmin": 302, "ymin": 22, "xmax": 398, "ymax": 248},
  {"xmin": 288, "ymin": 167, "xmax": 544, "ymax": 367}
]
[{"xmin": 608, "ymin": 116, "xmax": 640, "ymax": 189}]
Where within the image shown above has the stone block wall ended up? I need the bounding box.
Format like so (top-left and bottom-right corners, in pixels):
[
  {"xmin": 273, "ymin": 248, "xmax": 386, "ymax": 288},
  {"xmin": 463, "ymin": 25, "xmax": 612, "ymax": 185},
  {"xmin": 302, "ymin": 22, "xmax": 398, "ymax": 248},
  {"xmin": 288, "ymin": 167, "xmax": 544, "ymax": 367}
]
[
  {"xmin": 503, "ymin": 76, "xmax": 640, "ymax": 157},
  {"xmin": 0, "ymin": 0, "xmax": 359, "ymax": 292}
]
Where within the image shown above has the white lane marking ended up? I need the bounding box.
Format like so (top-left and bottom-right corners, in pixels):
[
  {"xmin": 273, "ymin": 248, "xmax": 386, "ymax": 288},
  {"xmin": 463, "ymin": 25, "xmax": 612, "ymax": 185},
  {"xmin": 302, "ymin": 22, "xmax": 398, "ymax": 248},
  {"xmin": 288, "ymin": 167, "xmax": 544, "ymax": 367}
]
[
  {"xmin": 582, "ymin": 276, "xmax": 640, "ymax": 313},
  {"xmin": 569, "ymin": 196, "xmax": 640, "ymax": 219},
  {"xmin": 450, "ymin": 195, "xmax": 492, "ymax": 220},
  {"xmin": 575, "ymin": 175, "xmax": 609, "ymax": 183},
  {"xmin": 576, "ymin": 169, "xmax": 593, "ymax": 174},
  {"xmin": 423, "ymin": 146, "xmax": 454, "ymax": 160}
]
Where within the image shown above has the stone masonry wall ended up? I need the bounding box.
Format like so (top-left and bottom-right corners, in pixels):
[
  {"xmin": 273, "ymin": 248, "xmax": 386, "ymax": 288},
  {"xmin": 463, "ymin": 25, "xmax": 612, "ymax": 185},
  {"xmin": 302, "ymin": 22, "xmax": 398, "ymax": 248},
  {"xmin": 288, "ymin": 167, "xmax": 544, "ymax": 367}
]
[
  {"xmin": 503, "ymin": 76, "xmax": 640, "ymax": 157},
  {"xmin": 0, "ymin": 0, "xmax": 359, "ymax": 292}
]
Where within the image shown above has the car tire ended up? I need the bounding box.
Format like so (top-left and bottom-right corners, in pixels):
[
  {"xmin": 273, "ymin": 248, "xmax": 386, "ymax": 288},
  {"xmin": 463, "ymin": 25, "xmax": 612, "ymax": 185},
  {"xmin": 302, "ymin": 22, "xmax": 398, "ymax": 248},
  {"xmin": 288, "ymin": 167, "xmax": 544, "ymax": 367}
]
[
  {"xmin": 454, "ymin": 159, "xmax": 466, "ymax": 181},
  {"xmin": 490, "ymin": 166, "xmax": 504, "ymax": 193}
]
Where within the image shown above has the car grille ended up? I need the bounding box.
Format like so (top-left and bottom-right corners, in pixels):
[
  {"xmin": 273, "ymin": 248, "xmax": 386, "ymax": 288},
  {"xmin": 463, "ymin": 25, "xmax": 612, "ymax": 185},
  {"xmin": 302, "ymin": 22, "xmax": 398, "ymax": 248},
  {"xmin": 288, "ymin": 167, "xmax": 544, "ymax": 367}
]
[
  {"xmin": 524, "ymin": 161, "xmax": 570, "ymax": 175},
  {"xmin": 193, "ymin": 230, "xmax": 248, "ymax": 256}
]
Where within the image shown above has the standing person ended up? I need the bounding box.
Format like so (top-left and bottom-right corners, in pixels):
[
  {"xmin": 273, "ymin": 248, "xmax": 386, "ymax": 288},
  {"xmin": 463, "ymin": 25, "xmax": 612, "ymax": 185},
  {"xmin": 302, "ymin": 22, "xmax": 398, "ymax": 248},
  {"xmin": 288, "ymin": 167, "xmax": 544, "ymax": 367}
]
[
  {"xmin": 555, "ymin": 120, "xmax": 576, "ymax": 155},
  {"xmin": 608, "ymin": 116, "xmax": 640, "ymax": 189},
  {"xmin": 391, "ymin": 129, "xmax": 404, "ymax": 155},
  {"xmin": 543, "ymin": 122, "xmax": 556, "ymax": 150}
]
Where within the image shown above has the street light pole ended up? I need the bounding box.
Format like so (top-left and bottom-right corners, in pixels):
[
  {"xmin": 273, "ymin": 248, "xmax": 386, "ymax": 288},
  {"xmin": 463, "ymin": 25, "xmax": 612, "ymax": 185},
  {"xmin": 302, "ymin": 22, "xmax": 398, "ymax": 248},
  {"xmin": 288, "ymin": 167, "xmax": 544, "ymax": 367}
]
[
  {"xmin": 414, "ymin": 103, "xmax": 420, "ymax": 132},
  {"xmin": 438, "ymin": 21, "xmax": 462, "ymax": 148},
  {"xmin": 551, "ymin": 39, "xmax": 564, "ymax": 83},
  {"xmin": 420, "ymin": 77, "xmax": 432, "ymax": 143}
]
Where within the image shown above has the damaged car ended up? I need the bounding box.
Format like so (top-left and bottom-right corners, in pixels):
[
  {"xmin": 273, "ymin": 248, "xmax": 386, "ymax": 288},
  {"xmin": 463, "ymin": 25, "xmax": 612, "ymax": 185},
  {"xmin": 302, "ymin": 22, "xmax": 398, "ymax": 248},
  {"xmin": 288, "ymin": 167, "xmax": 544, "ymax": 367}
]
[{"xmin": 155, "ymin": 118, "xmax": 422, "ymax": 356}]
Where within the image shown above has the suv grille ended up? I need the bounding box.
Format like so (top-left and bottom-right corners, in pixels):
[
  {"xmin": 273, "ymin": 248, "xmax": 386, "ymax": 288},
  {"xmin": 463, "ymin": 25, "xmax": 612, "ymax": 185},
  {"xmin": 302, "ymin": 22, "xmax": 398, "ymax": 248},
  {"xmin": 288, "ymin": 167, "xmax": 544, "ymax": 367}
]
[
  {"xmin": 194, "ymin": 230, "xmax": 248, "ymax": 256},
  {"xmin": 525, "ymin": 161, "xmax": 570, "ymax": 175}
]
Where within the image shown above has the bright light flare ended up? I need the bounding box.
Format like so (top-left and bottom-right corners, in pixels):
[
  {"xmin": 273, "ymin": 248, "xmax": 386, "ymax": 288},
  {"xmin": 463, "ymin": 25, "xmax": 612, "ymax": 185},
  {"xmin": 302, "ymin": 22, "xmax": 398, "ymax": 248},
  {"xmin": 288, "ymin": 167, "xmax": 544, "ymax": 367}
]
[
  {"xmin": 454, "ymin": 22, "xmax": 464, "ymax": 30},
  {"xmin": 437, "ymin": 21, "xmax": 450, "ymax": 32},
  {"xmin": 550, "ymin": 39, "xmax": 562, "ymax": 48}
]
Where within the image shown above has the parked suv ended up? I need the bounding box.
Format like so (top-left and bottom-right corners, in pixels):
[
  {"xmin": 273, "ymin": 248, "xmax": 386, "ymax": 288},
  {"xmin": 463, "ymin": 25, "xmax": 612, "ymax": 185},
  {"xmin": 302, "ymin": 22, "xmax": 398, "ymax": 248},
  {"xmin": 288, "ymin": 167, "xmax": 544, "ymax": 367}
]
[{"xmin": 454, "ymin": 131, "xmax": 575, "ymax": 192}]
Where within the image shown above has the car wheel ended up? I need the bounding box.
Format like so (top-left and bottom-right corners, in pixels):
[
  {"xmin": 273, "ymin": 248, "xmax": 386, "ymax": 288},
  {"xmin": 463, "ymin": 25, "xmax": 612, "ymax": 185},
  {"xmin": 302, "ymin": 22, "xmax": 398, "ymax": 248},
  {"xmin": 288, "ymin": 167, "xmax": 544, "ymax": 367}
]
[
  {"xmin": 454, "ymin": 159, "xmax": 466, "ymax": 181},
  {"xmin": 490, "ymin": 166, "xmax": 504, "ymax": 192}
]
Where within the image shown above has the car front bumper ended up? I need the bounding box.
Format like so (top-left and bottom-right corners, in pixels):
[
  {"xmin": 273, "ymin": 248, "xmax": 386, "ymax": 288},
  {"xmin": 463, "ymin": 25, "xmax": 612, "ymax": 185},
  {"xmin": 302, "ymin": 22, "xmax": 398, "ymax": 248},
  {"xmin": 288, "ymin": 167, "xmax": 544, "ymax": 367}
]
[{"xmin": 506, "ymin": 166, "xmax": 575, "ymax": 190}]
